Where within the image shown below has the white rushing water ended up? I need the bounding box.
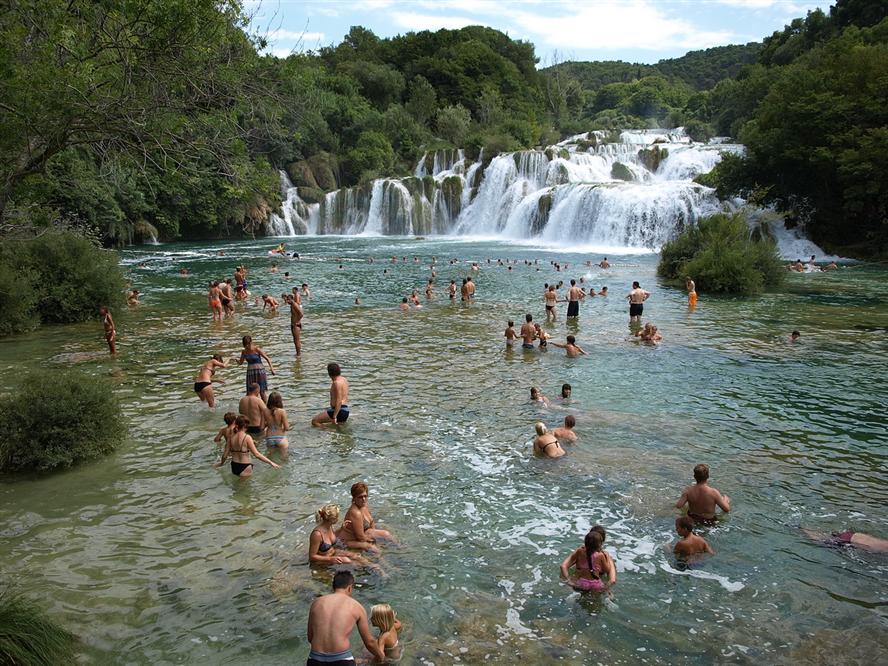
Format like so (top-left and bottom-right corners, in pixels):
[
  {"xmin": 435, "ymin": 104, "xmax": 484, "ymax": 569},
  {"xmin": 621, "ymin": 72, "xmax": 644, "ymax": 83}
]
[{"xmin": 268, "ymin": 129, "xmax": 826, "ymax": 257}]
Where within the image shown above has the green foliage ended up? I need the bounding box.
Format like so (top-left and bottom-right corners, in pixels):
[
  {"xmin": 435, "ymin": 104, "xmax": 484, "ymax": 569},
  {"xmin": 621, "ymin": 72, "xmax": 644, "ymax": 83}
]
[
  {"xmin": 436, "ymin": 105, "xmax": 473, "ymax": 145},
  {"xmin": 0, "ymin": 231, "xmax": 125, "ymax": 335},
  {"xmin": 0, "ymin": 587, "xmax": 76, "ymax": 665},
  {"xmin": 683, "ymin": 119, "xmax": 715, "ymax": 143},
  {"xmin": 0, "ymin": 369, "xmax": 125, "ymax": 472},
  {"xmin": 345, "ymin": 132, "xmax": 395, "ymax": 182},
  {"xmin": 658, "ymin": 213, "xmax": 784, "ymax": 295},
  {"xmin": 406, "ymin": 76, "xmax": 438, "ymax": 124}
]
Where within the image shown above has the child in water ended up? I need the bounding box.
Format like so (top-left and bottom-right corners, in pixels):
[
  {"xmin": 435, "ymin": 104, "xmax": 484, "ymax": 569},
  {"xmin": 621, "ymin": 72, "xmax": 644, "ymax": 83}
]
[
  {"xmin": 673, "ymin": 516, "xmax": 714, "ymax": 559},
  {"xmin": 213, "ymin": 412, "xmax": 237, "ymax": 449},
  {"xmin": 504, "ymin": 320, "xmax": 518, "ymax": 347},
  {"xmin": 370, "ymin": 604, "xmax": 402, "ymax": 662}
]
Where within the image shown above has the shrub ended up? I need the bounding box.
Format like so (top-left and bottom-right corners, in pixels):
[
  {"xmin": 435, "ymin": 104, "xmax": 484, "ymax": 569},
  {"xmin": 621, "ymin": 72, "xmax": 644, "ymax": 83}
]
[
  {"xmin": 0, "ymin": 587, "xmax": 76, "ymax": 665},
  {"xmin": 658, "ymin": 213, "xmax": 784, "ymax": 295},
  {"xmin": 0, "ymin": 369, "xmax": 125, "ymax": 472}
]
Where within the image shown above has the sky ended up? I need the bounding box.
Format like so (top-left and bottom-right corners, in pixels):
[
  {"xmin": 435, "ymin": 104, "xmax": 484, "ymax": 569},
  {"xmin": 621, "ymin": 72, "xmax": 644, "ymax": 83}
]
[{"xmin": 248, "ymin": 0, "xmax": 835, "ymax": 65}]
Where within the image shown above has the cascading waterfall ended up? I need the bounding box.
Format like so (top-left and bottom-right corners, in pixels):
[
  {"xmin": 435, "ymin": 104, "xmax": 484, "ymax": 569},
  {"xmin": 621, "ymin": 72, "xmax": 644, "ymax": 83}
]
[{"xmin": 266, "ymin": 129, "xmax": 825, "ymax": 256}]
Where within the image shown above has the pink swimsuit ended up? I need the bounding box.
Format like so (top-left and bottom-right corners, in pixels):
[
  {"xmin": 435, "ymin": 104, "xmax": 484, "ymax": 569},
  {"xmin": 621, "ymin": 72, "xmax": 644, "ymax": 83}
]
[{"xmin": 574, "ymin": 550, "xmax": 606, "ymax": 592}]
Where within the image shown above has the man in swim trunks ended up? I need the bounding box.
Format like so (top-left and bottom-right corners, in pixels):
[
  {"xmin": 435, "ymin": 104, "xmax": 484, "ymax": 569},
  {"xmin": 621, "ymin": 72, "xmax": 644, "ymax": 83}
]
[
  {"xmin": 466, "ymin": 276, "xmax": 475, "ymax": 300},
  {"xmin": 460, "ymin": 278, "xmax": 469, "ymax": 301},
  {"xmin": 520, "ymin": 314, "xmax": 536, "ymax": 350},
  {"xmin": 307, "ymin": 571, "xmax": 384, "ymax": 666},
  {"xmin": 566, "ymin": 279, "xmax": 584, "ymax": 318},
  {"xmin": 627, "ymin": 281, "xmax": 650, "ymax": 323},
  {"xmin": 675, "ymin": 464, "xmax": 731, "ymax": 524},
  {"xmin": 238, "ymin": 383, "xmax": 269, "ymax": 436},
  {"xmin": 287, "ymin": 292, "xmax": 303, "ymax": 356},
  {"xmin": 220, "ymin": 279, "xmax": 235, "ymax": 317},
  {"xmin": 312, "ymin": 363, "xmax": 350, "ymax": 426},
  {"xmin": 262, "ymin": 294, "xmax": 279, "ymax": 312},
  {"xmin": 99, "ymin": 306, "xmax": 116, "ymax": 354},
  {"xmin": 448, "ymin": 280, "xmax": 456, "ymax": 299},
  {"xmin": 553, "ymin": 415, "xmax": 577, "ymax": 442}
]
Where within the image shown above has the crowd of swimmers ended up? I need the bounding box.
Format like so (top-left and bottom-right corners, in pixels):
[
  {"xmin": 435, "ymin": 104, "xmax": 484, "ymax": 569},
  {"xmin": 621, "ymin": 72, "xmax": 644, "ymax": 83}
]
[{"xmin": 98, "ymin": 246, "xmax": 883, "ymax": 665}]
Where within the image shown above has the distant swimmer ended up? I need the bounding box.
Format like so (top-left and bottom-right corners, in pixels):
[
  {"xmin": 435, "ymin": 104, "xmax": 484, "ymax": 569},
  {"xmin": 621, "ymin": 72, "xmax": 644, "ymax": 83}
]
[
  {"xmin": 460, "ymin": 278, "xmax": 469, "ymax": 301},
  {"xmin": 544, "ymin": 285, "xmax": 559, "ymax": 322},
  {"xmin": 533, "ymin": 422, "xmax": 565, "ymax": 458},
  {"xmin": 311, "ymin": 362, "xmax": 349, "ymax": 426},
  {"xmin": 560, "ymin": 527, "xmax": 616, "ymax": 591},
  {"xmin": 208, "ymin": 281, "xmax": 224, "ymax": 322},
  {"xmin": 559, "ymin": 383, "xmax": 571, "ymax": 401},
  {"xmin": 264, "ymin": 391, "xmax": 289, "ymax": 451},
  {"xmin": 520, "ymin": 314, "xmax": 536, "ymax": 350},
  {"xmin": 466, "ymin": 276, "xmax": 476, "ymax": 299},
  {"xmin": 530, "ymin": 386, "xmax": 549, "ymax": 406},
  {"xmin": 354, "ymin": 297, "xmax": 361, "ymax": 305},
  {"xmin": 552, "ymin": 335, "xmax": 587, "ymax": 357},
  {"xmin": 675, "ymin": 464, "xmax": 731, "ymax": 525},
  {"xmin": 213, "ymin": 415, "xmax": 280, "ymax": 477},
  {"xmin": 553, "ymin": 415, "xmax": 577, "ymax": 443},
  {"xmin": 302, "ymin": 283, "xmax": 311, "ymax": 298},
  {"xmin": 674, "ymin": 516, "xmax": 714, "ymax": 559},
  {"xmin": 790, "ymin": 330, "xmax": 801, "ymax": 342},
  {"xmin": 238, "ymin": 383, "xmax": 269, "ymax": 436},
  {"xmin": 270, "ymin": 262, "xmax": 278, "ymax": 273},
  {"xmin": 425, "ymin": 279, "xmax": 434, "ymax": 299},
  {"xmin": 566, "ymin": 279, "xmax": 584, "ymax": 318},
  {"xmin": 686, "ymin": 277, "xmax": 697, "ymax": 307},
  {"xmin": 448, "ymin": 280, "xmax": 456, "ymax": 300},
  {"xmin": 399, "ymin": 297, "xmax": 410, "ymax": 312},
  {"xmin": 801, "ymin": 528, "xmax": 888, "ymax": 554},
  {"xmin": 126, "ymin": 289, "xmax": 140, "ymax": 306},
  {"xmin": 306, "ymin": 571, "xmax": 385, "ymax": 665},
  {"xmin": 635, "ymin": 323, "xmax": 662, "ymax": 344},
  {"xmin": 237, "ymin": 335, "xmax": 275, "ymax": 401},
  {"xmin": 599, "ymin": 257, "xmax": 610, "ymax": 268},
  {"xmin": 504, "ymin": 320, "xmax": 518, "ymax": 348},
  {"xmin": 179, "ymin": 267, "xmax": 189, "ymax": 276},
  {"xmin": 410, "ymin": 290, "xmax": 421, "ymax": 307},
  {"xmin": 599, "ymin": 286, "xmax": 608, "ymax": 296},
  {"xmin": 824, "ymin": 260, "xmax": 838, "ymax": 271},
  {"xmin": 262, "ymin": 294, "xmax": 279, "ymax": 313},
  {"xmin": 99, "ymin": 305, "xmax": 116, "ymax": 354},
  {"xmin": 194, "ymin": 354, "xmax": 229, "ymax": 408},
  {"xmin": 627, "ymin": 281, "xmax": 650, "ymax": 322}
]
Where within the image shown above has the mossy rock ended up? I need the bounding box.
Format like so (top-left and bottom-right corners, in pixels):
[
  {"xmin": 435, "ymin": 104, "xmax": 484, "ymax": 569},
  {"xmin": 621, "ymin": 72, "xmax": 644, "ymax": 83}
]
[
  {"xmin": 440, "ymin": 175, "xmax": 463, "ymax": 213},
  {"xmin": 611, "ymin": 162, "xmax": 634, "ymax": 182},
  {"xmin": 577, "ymin": 140, "xmax": 595, "ymax": 152},
  {"xmin": 286, "ymin": 161, "xmax": 318, "ymax": 189},
  {"xmin": 638, "ymin": 146, "xmax": 668, "ymax": 173},
  {"xmin": 297, "ymin": 187, "xmax": 325, "ymax": 204},
  {"xmin": 531, "ymin": 191, "xmax": 553, "ymax": 235},
  {"xmin": 653, "ymin": 137, "xmax": 668, "ymax": 144},
  {"xmin": 307, "ymin": 152, "xmax": 340, "ymax": 191},
  {"xmin": 558, "ymin": 148, "xmax": 570, "ymax": 160},
  {"xmin": 544, "ymin": 147, "xmax": 557, "ymax": 161}
]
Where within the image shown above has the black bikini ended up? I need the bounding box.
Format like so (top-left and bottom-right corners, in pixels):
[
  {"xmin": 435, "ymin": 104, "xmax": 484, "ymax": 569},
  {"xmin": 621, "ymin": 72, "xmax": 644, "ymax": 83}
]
[
  {"xmin": 314, "ymin": 529, "xmax": 335, "ymax": 553},
  {"xmin": 228, "ymin": 434, "xmax": 253, "ymax": 476}
]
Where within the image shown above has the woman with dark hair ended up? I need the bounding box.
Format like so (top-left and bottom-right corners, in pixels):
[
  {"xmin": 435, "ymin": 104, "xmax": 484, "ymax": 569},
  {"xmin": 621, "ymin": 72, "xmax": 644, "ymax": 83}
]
[
  {"xmin": 237, "ymin": 335, "xmax": 275, "ymax": 401},
  {"xmin": 337, "ymin": 482, "xmax": 395, "ymax": 551},
  {"xmin": 213, "ymin": 415, "xmax": 280, "ymax": 478},
  {"xmin": 264, "ymin": 391, "xmax": 289, "ymax": 451},
  {"xmin": 194, "ymin": 354, "xmax": 229, "ymax": 408},
  {"xmin": 560, "ymin": 526, "xmax": 617, "ymax": 591}
]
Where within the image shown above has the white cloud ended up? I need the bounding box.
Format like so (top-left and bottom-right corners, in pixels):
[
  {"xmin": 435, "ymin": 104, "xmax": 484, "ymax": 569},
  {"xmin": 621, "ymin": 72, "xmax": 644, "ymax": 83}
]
[
  {"xmin": 509, "ymin": 1, "xmax": 735, "ymax": 52},
  {"xmin": 268, "ymin": 29, "xmax": 325, "ymax": 42},
  {"xmin": 390, "ymin": 11, "xmax": 489, "ymax": 31}
]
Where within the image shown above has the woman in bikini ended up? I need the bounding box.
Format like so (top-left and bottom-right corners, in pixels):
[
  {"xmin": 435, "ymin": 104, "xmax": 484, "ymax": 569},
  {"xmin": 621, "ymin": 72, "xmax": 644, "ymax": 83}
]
[
  {"xmin": 214, "ymin": 415, "xmax": 280, "ymax": 478},
  {"xmin": 309, "ymin": 504, "xmax": 360, "ymax": 567},
  {"xmin": 194, "ymin": 354, "xmax": 228, "ymax": 408},
  {"xmin": 338, "ymin": 482, "xmax": 395, "ymax": 551},
  {"xmin": 237, "ymin": 335, "xmax": 275, "ymax": 401},
  {"xmin": 533, "ymin": 422, "xmax": 565, "ymax": 458},
  {"xmin": 560, "ymin": 526, "xmax": 617, "ymax": 592},
  {"xmin": 264, "ymin": 391, "xmax": 289, "ymax": 452}
]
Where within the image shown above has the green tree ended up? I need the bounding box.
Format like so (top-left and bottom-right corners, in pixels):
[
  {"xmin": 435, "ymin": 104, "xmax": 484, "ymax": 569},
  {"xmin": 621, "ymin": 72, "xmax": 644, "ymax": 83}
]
[
  {"xmin": 436, "ymin": 104, "xmax": 472, "ymax": 145},
  {"xmin": 406, "ymin": 76, "xmax": 438, "ymax": 125}
]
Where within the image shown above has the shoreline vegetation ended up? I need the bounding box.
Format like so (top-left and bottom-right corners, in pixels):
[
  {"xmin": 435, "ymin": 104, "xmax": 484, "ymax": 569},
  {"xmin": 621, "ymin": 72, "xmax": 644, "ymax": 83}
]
[
  {"xmin": 0, "ymin": 587, "xmax": 76, "ymax": 665},
  {"xmin": 0, "ymin": 1, "xmax": 884, "ymax": 258}
]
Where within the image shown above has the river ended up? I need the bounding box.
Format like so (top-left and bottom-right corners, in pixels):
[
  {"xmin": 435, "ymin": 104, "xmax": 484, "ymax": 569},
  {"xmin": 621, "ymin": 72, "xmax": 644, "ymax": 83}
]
[{"xmin": 1, "ymin": 236, "xmax": 886, "ymax": 664}]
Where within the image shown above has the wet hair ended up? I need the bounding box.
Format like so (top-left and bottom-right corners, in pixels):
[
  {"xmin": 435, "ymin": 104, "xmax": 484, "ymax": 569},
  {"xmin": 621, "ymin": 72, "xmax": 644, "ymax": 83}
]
[
  {"xmin": 564, "ymin": 415, "xmax": 576, "ymax": 427},
  {"xmin": 591, "ymin": 525, "xmax": 606, "ymax": 542},
  {"xmin": 549, "ymin": 285, "xmax": 555, "ymax": 292},
  {"xmin": 234, "ymin": 415, "xmax": 249, "ymax": 430},
  {"xmin": 284, "ymin": 272, "xmax": 290, "ymax": 277},
  {"xmin": 370, "ymin": 604, "xmax": 396, "ymax": 632},
  {"xmin": 693, "ymin": 464, "xmax": 710, "ymax": 482},
  {"xmin": 242, "ymin": 335, "xmax": 252, "ymax": 347},
  {"xmin": 584, "ymin": 529, "xmax": 604, "ymax": 576},
  {"xmin": 267, "ymin": 391, "xmax": 283, "ymax": 410},
  {"xmin": 525, "ymin": 314, "xmax": 533, "ymax": 322},
  {"xmin": 601, "ymin": 286, "xmax": 607, "ymax": 292},
  {"xmin": 332, "ymin": 570, "xmax": 354, "ymax": 590},
  {"xmin": 327, "ymin": 362, "xmax": 341, "ymax": 377},
  {"xmin": 402, "ymin": 297, "xmax": 408, "ymax": 303},
  {"xmin": 570, "ymin": 279, "xmax": 576, "ymax": 286},
  {"xmin": 791, "ymin": 330, "xmax": 800, "ymax": 337},
  {"xmin": 508, "ymin": 320, "xmax": 514, "ymax": 327},
  {"xmin": 562, "ymin": 383, "xmax": 571, "ymax": 394},
  {"xmin": 632, "ymin": 281, "xmax": 640, "ymax": 289},
  {"xmin": 262, "ymin": 294, "xmax": 268, "ymax": 299},
  {"xmin": 534, "ymin": 422, "xmax": 547, "ymax": 436},
  {"xmin": 530, "ymin": 387, "xmax": 540, "ymax": 398},
  {"xmin": 223, "ymin": 412, "xmax": 237, "ymax": 425},
  {"xmin": 566, "ymin": 335, "xmax": 576, "ymax": 344},
  {"xmin": 316, "ymin": 503, "xmax": 340, "ymax": 524},
  {"xmin": 248, "ymin": 382, "xmax": 260, "ymax": 394},
  {"xmin": 676, "ymin": 516, "xmax": 695, "ymax": 532}
]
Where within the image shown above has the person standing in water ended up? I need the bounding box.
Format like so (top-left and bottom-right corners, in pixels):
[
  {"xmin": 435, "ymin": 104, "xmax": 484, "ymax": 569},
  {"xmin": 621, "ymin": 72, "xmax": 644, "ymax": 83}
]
[
  {"xmin": 599, "ymin": 257, "xmax": 610, "ymax": 268},
  {"xmin": 675, "ymin": 464, "xmax": 731, "ymax": 525},
  {"xmin": 560, "ymin": 527, "xmax": 617, "ymax": 591},
  {"xmin": 466, "ymin": 276, "xmax": 476, "ymax": 300},
  {"xmin": 552, "ymin": 335, "xmax": 587, "ymax": 357},
  {"xmin": 686, "ymin": 277, "xmax": 698, "ymax": 307},
  {"xmin": 237, "ymin": 335, "xmax": 275, "ymax": 401},
  {"xmin": 194, "ymin": 354, "xmax": 229, "ymax": 408},
  {"xmin": 238, "ymin": 383, "xmax": 268, "ymax": 436},
  {"xmin": 208, "ymin": 281, "xmax": 224, "ymax": 322},
  {"xmin": 520, "ymin": 314, "xmax": 536, "ymax": 350},
  {"xmin": 544, "ymin": 286, "xmax": 559, "ymax": 322},
  {"xmin": 99, "ymin": 306, "xmax": 117, "ymax": 354},
  {"xmin": 504, "ymin": 320, "xmax": 518, "ymax": 348},
  {"xmin": 306, "ymin": 571, "xmax": 385, "ymax": 666},
  {"xmin": 288, "ymin": 291, "xmax": 304, "ymax": 357},
  {"xmin": 425, "ymin": 279, "xmax": 434, "ymax": 300},
  {"xmin": 533, "ymin": 422, "xmax": 565, "ymax": 458},
  {"xmin": 566, "ymin": 279, "xmax": 584, "ymax": 319},
  {"xmin": 673, "ymin": 516, "xmax": 714, "ymax": 559},
  {"xmin": 312, "ymin": 363, "xmax": 350, "ymax": 426},
  {"xmin": 448, "ymin": 280, "xmax": 456, "ymax": 300},
  {"xmin": 213, "ymin": 415, "xmax": 280, "ymax": 478},
  {"xmin": 627, "ymin": 281, "xmax": 650, "ymax": 323},
  {"xmin": 264, "ymin": 391, "xmax": 289, "ymax": 451},
  {"xmin": 220, "ymin": 279, "xmax": 235, "ymax": 317}
]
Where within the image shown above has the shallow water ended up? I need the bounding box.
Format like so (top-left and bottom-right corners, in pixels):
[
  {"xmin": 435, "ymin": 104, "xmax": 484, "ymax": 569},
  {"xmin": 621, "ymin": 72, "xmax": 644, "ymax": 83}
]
[{"xmin": 1, "ymin": 237, "xmax": 887, "ymax": 664}]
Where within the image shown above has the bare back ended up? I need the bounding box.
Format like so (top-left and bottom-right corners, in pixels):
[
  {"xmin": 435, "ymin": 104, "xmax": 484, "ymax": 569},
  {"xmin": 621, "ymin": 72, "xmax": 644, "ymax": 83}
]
[
  {"xmin": 239, "ymin": 395, "xmax": 267, "ymax": 428},
  {"xmin": 307, "ymin": 593, "xmax": 364, "ymax": 654},
  {"xmin": 331, "ymin": 376, "xmax": 349, "ymax": 407},
  {"xmin": 682, "ymin": 483, "xmax": 725, "ymax": 518}
]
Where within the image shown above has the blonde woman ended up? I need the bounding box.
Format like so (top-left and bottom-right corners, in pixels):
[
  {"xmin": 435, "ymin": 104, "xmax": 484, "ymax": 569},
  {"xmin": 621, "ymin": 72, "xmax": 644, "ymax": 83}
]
[
  {"xmin": 370, "ymin": 603, "xmax": 402, "ymax": 662},
  {"xmin": 308, "ymin": 504, "xmax": 356, "ymax": 567},
  {"xmin": 533, "ymin": 422, "xmax": 565, "ymax": 458}
]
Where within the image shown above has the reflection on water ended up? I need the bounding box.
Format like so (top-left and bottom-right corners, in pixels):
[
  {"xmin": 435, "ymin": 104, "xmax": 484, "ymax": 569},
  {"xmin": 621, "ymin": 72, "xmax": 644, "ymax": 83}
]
[{"xmin": 1, "ymin": 237, "xmax": 887, "ymax": 663}]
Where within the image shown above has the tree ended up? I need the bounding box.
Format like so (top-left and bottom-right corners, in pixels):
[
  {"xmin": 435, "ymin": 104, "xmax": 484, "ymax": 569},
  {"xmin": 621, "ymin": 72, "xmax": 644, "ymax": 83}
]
[
  {"xmin": 436, "ymin": 105, "xmax": 472, "ymax": 145},
  {"xmin": 405, "ymin": 76, "xmax": 438, "ymax": 125}
]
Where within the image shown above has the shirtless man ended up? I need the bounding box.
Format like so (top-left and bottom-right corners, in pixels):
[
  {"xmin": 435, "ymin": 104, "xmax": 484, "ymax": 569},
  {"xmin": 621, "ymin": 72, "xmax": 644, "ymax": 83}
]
[
  {"xmin": 234, "ymin": 266, "xmax": 248, "ymax": 301},
  {"xmin": 220, "ymin": 279, "xmax": 235, "ymax": 317},
  {"xmin": 627, "ymin": 281, "xmax": 650, "ymax": 322},
  {"xmin": 460, "ymin": 278, "xmax": 469, "ymax": 302},
  {"xmin": 553, "ymin": 415, "xmax": 577, "ymax": 443},
  {"xmin": 307, "ymin": 571, "xmax": 384, "ymax": 666},
  {"xmin": 673, "ymin": 516, "xmax": 714, "ymax": 558},
  {"xmin": 448, "ymin": 280, "xmax": 457, "ymax": 300},
  {"xmin": 238, "ymin": 383, "xmax": 269, "ymax": 437},
  {"xmin": 126, "ymin": 289, "xmax": 140, "ymax": 306},
  {"xmin": 466, "ymin": 277, "xmax": 476, "ymax": 299},
  {"xmin": 312, "ymin": 363, "xmax": 350, "ymax": 426},
  {"xmin": 599, "ymin": 286, "xmax": 608, "ymax": 296},
  {"xmin": 288, "ymin": 292, "xmax": 303, "ymax": 356},
  {"xmin": 262, "ymin": 294, "xmax": 279, "ymax": 313},
  {"xmin": 99, "ymin": 306, "xmax": 116, "ymax": 354},
  {"xmin": 544, "ymin": 286, "xmax": 559, "ymax": 322},
  {"xmin": 790, "ymin": 330, "xmax": 800, "ymax": 343},
  {"xmin": 675, "ymin": 464, "xmax": 731, "ymax": 524},
  {"xmin": 599, "ymin": 257, "xmax": 610, "ymax": 269},
  {"xmin": 208, "ymin": 281, "xmax": 224, "ymax": 321},
  {"xmin": 566, "ymin": 279, "xmax": 584, "ymax": 318},
  {"xmin": 520, "ymin": 314, "xmax": 536, "ymax": 351},
  {"xmin": 823, "ymin": 260, "xmax": 838, "ymax": 271},
  {"xmin": 552, "ymin": 335, "xmax": 587, "ymax": 357}
]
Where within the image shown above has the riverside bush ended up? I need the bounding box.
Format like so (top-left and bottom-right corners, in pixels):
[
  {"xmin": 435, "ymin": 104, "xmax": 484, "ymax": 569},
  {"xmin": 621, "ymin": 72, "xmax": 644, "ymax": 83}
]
[
  {"xmin": 0, "ymin": 370, "xmax": 125, "ymax": 472},
  {"xmin": 0, "ymin": 587, "xmax": 75, "ymax": 665},
  {"xmin": 0, "ymin": 231, "xmax": 125, "ymax": 335},
  {"xmin": 658, "ymin": 213, "xmax": 784, "ymax": 295}
]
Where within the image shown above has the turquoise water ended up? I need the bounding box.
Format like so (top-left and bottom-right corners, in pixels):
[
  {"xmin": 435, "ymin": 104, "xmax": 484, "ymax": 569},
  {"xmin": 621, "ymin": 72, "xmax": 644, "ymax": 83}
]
[{"xmin": 1, "ymin": 236, "xmax": 887, "ymax": 664}]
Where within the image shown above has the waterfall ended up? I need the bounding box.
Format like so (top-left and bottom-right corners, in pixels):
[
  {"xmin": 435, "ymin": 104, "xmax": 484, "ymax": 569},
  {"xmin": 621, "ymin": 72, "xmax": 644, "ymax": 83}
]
[{"xmin": 267, "ymin": 129, "xmax": 825, "ymax": 254}]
